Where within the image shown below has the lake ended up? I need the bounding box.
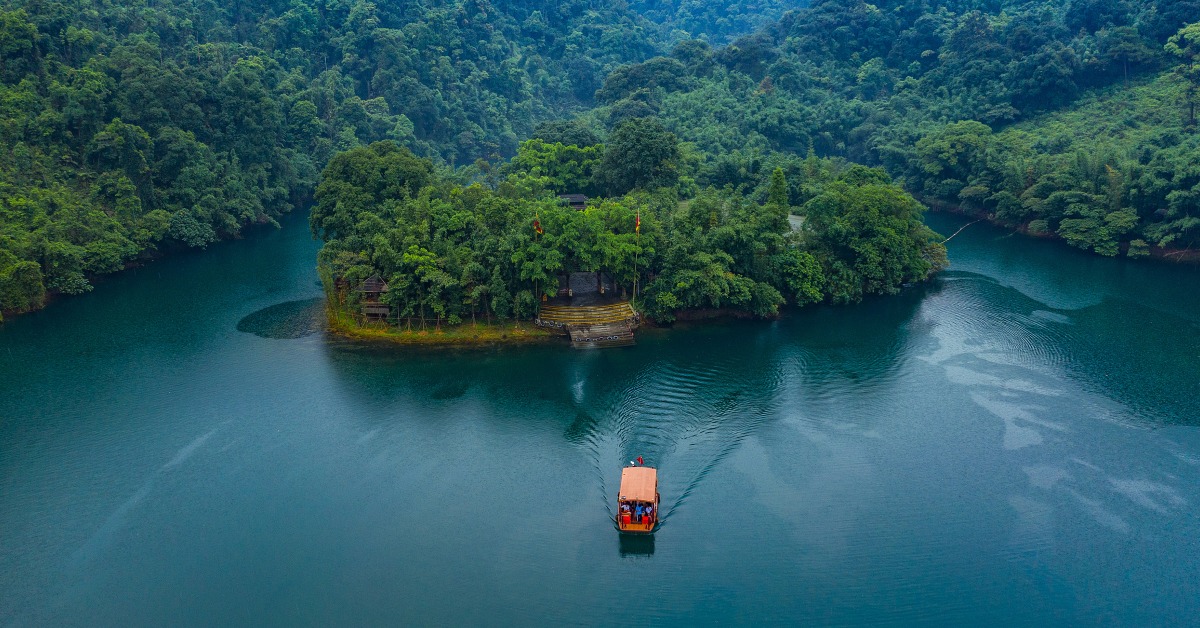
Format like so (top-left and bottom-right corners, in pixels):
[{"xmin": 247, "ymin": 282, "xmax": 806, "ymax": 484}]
[{"xmin": 2, "ymin": 211, "xmax": 1199, "ymax": 625}]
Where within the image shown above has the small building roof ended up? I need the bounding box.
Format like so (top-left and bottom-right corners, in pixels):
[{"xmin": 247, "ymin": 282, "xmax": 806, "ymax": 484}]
[
  {"xmin": 619, "ymin": 466, "xmax": 657, "ymax": 502},
  {"xmin": 359, "ymin": 275, "xmax": 389, "ymax": 292},
  {"xmin": 558, "ymin": 194, "xmax": 589, "ymax": 209}
]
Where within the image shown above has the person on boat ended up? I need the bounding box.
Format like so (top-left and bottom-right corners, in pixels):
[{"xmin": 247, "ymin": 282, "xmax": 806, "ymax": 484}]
[
  {"xmin": 644, "ymin": 504, "xmax": 654, "ymax": 525},
  {"xmin": 634, "ymin": 503, "xmax": 644, "ymax": 523}
]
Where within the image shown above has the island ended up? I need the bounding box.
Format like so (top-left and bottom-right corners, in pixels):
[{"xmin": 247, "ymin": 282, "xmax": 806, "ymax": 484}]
[{"xmin": 311, "ymin": 121, "xmax": 948, "ymax": 346}]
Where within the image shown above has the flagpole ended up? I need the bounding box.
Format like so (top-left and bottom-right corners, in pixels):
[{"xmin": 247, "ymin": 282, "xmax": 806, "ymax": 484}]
[
  {"xmin": 534, "ymin": 211, "xmax": 542, "ymax": 317},
  {"xmin": 633, "ymin": 210, "xmax": 640, "ymax": 305}
]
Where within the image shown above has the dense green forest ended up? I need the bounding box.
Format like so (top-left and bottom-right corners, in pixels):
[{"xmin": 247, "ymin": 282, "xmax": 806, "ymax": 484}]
[
  {"xmin": 313, "ymin": 133, "xmax": 945, "ymax": 326},
  {"xmin": 582, "ymin": 0, "xmax": 1200, "ymax": 257},
  {"xmin": 0, "ymin": 0, "xmax": 680, "ymax": 318},
  {"xmin": 3, "ymin": 0, "xmax": 1199, "ymax": 320},
  {"xmin": 628, "ymin": 0, "xmax": 807, "ymax": 43}
]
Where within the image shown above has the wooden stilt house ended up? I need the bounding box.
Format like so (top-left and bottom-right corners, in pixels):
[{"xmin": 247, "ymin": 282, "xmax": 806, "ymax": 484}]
[{"xmin": 358, "ymin": 275, "xmax": 391, "ymax": 320}]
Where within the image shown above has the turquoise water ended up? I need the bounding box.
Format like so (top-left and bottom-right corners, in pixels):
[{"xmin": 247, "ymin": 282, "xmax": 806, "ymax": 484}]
[{"xmin": 2, "ymin": 213, "xmax": 1199, "ymax": 625}]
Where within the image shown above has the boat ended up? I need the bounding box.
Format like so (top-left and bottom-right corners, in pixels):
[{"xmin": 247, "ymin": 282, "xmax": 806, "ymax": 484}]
[{"xmin": 616, "ymin": 464, "xmax": 659, "ymax": 533}]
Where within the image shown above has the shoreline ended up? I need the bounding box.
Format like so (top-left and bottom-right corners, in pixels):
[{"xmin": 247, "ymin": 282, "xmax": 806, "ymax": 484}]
[
  {"xmin": 326, "ymin": 304, "xmax": 789, "ymax": 348},
  {"xmin": 922, "ymin": 200, "xmax": 1200, "ymax": 264},
  {"xmin": 2, "ymin": 215, "xmax": 291, "ymax": 324},
  {"xmin": 8, "ymin": 202, "xmax": 1196, "ymax": 324},
  {"xmin": 326, "ymin": 308, "xmax": 558, "ymax": 346}
]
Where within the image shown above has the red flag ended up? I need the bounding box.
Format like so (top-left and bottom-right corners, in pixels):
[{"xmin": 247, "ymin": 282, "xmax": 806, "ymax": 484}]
[
  {"xmin": 635, "ymin": 212, "xmax": 641, "ymax": 234},
  {"xmin": 533, "ymin": 218, "xmax": 543, "ymax": 235},
  {"xmin": 636, "ymin": 455, "xmax": 644, "ymax": 466}
]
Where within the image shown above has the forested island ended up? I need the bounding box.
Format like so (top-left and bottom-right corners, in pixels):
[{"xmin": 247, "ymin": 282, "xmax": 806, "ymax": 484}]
[
  {"xmin": 313, "ymin": 128, "xmax": 945, "ymax": 334},
  {"xmin": 2, "ymin": 0, "xmax": 1199, "ymax": 321}
]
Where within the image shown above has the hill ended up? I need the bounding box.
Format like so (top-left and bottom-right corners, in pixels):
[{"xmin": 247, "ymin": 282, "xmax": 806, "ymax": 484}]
[
  {"xmin": 577, "ymin": 0, "xmax": 1200, "ymax": 257},
  {"xmin": 3, "ymin": 0, "xmax": 1199, "ymax": 318}
]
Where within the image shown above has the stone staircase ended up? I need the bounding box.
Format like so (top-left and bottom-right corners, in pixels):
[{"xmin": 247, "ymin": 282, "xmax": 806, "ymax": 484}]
[
  {"xmin": 536, "ymin": 301, "xmax": 639, "ymax": 348},
  {"xmin": 568, "ymin": 322, "xmax": 637, "ymax": 349}
]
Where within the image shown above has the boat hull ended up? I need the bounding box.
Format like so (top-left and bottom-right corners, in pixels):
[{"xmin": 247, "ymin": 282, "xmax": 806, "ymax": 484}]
[{"xmin": 618, "ymin": 520, "xmax": 655, "ymax": 534}]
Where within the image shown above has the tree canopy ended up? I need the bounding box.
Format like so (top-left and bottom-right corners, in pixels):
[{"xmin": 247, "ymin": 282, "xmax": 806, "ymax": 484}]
[
  {"xmin": 4, "ymin": 0, "xmax": 1200, "ymax": 318},
  {"xmin": 566, "ymin": 2, "xmax": 1200, "ymax": 258},
  {"xmin": 0, "ymin": 0, "xmax": 685, "ymax": 315},
  {"xmin": 314, "ymin": 137, "xmax": 946, "ymax": 327}
]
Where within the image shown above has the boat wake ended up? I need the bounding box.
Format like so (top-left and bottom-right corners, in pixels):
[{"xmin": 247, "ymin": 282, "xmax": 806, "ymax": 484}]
[{"xmin": 567, "ymin": 343, "xmax": 791, "ymax": 526}]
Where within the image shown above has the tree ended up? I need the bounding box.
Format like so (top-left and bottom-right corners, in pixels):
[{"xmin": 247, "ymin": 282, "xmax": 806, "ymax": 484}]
[
  {"xmin": 532, "ymin": 120, "xmax": 601, "ymax": 148},
  {"xmin": 767, "ymin": 167, "xmax": 789, "ymax": 209},
  {"xmin": 1098, "ymin": 26, "xmax": 1156, "ymax": 84},
  {"xmin": 802, "ymin": 182, "xmax": 946, "ymax": 303},
  {"xmin": 778, "ymin": 249, "xmax": 825, "ymax": 306},
  {"xmin": 1145, "ymin": 0, "xmax": 1200, "ymax": 42},
  {"xmin": 1166, "ymin": 23, "xmax": 1200, "ymax": 126},
  {"xmin": 1065, "ymin": 0, "xmax": 1131, "ymax": 34},
  {"xmin": 507, "ymin": 140, "xmax": 602, "ymax": 196},
  {"xmin": 0, "ymin": 10, "xmax": 38, "ymax": 83},
  {"xmin": 311, "ymin": 141, "xmax": 433, "ymax": 241},
  {"xmin": 0, "ymin": 261, "xmax": 45, "ymax": 312},
  {"xmin": 915, "ymin": 121, "xmax": 994, "ymax": 200},
  {"xmin": 598, "ymin": 118, "xmax": 681, "ymax": 196},
  {"xmin": 595, "ymin": 57, "xmax": 688, "ymax": 104},
  {"xmin": 87, "ymin": 119, "xmax": 154, "ymax": 203}
]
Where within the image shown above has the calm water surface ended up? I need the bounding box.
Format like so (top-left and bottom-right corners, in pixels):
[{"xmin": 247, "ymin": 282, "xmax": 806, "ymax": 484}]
[{"xmin": 2, "ymin": 213, "xmax": 1199, "ymax": 625}]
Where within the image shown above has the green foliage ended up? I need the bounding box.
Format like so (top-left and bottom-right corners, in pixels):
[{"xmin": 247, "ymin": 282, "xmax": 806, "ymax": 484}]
[
  {"xmin": 504, "ymin": 140, "xmax": 603, "ymax": 197},
  {"xmin": 311, "ymin": 142, "xmax": 433, "ymax": 242},
  {"xmin": 0, "ymin": 0, "xmax": 696, "ymax": 315},
  {"xmin": 532, "ymin": 120, "xmax": 602, "ymax": 148},
  {"xmin": 767, "ymin": 167, "xmax": 789, "ymax": 208},
  {"xmin": 800, "ymin": 180, "xmax": 947, "ymax": 303},
  {"xmin": 316, "ymin": 140, "xmax": 942, "ymax": 327},
  {"xmin": 916, "ymin": 122, "xmax": 994, "ymax": 184},
  {"xmin": 14, "ymin": 0, "xmax": 1197, "ymax": 319},
  {"xmin": 564, "ymin": 2, "xmax": 1200, "ymax": 259},
  {"xmin": 599, "ymin": 118, "xmax": 681, "ymax": 195},
  {"xmin": 597, "ymin": 58, "xmax": 688, "ymax": 103},
  {"xmin": 1165, "ymin": 22, "xmax": 1200, "ymax": 125},
  {"xmin": 627, "ymin": 0, "xmax": 802, "ymax": 44},
  {"xmin": 0, "ymin": 260, "xmax": 45, "ymax": 312},
  {"xmin": 316, "ymin": 146, "xmax": 656, "ymax": 327}
]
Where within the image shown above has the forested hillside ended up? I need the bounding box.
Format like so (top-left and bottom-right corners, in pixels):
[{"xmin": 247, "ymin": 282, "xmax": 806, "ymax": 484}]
[
  {"xmin": 0, "ymin": 0, "xmax": 679, "ymax": 317},
  {"xmin": 3, "ymin": 0, "xmax": 1200, "ymax": 319},
  {"xmin": 629, "ymin": 0, "xmax": 808, "ymax": 43},
  {"xmin": 584, "ymin": 0, "xmax": 1200, "ymax": 257}
]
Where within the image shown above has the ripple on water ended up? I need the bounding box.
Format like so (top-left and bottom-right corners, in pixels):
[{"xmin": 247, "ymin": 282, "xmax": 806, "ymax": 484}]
[
  {"xmin": 921, "ymin": 276, "xmax": 1076, "ymax": 373},
  {"xmin": 236, "ymin": 298, "xmax": 325, "ymax": 339},
  {"xmin": 570, "ymin": 351, "xmax": 789, "ymax": 523}
]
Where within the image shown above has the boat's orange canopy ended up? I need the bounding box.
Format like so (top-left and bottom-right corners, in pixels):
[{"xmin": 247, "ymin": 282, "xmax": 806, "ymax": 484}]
[{"xmin": 619, "ymin": 466, "xmax": 657, "ymax": 502}]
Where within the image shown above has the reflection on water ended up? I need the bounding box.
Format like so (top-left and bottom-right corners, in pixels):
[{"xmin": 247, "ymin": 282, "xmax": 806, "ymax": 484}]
[
  {"xmin": 236, "ymin": 298, "xmax": 325, "ymax": 339},
  {"xmin": 618, "ymin": 533, "xmax": 655, "ymax": 557},
  {"xmin": 2, "ymin": 211, "xmax": 1200, "ymax": 624},
  {"xmin": 321, "ymin": 284, "xmax": 929, "ymax": 527},
  {"xmin": 925, "ymin": 213, "xmax": 1200, "ymax": 426}
]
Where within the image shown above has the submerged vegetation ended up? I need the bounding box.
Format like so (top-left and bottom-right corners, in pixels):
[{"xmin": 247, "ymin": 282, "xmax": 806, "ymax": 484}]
[{"xmin": 2, "ymin": 0, "xmax": 1199, "ymax": 319}]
